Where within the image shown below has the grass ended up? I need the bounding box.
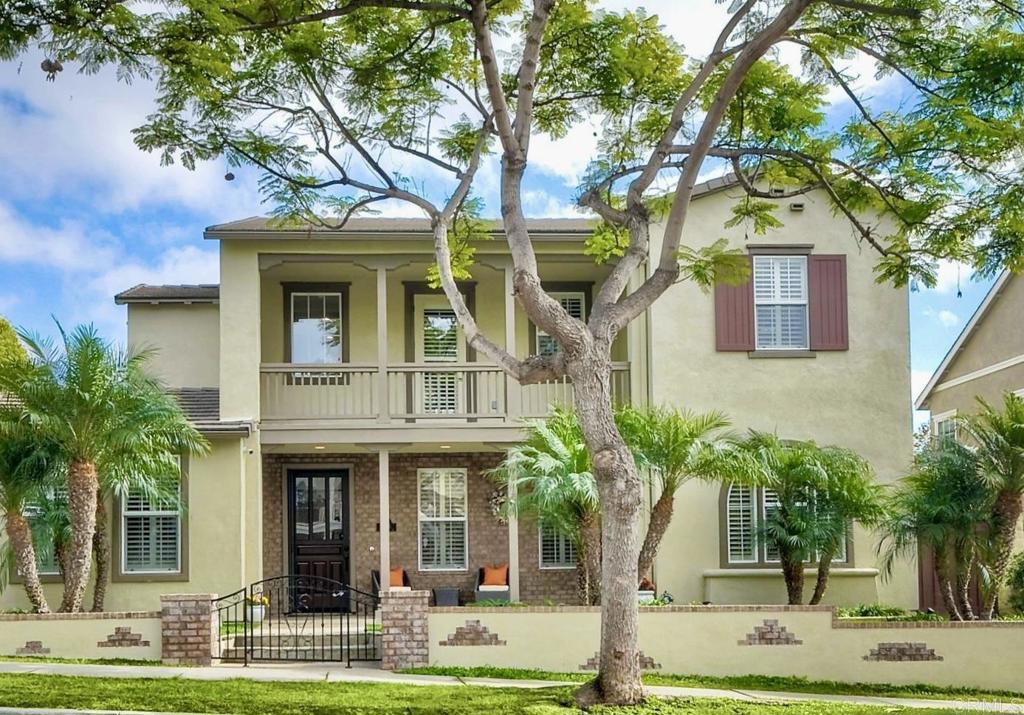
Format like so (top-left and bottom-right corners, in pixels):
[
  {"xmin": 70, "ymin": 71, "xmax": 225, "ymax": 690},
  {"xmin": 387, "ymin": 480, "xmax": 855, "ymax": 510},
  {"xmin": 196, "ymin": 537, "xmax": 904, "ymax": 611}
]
[
  {"xmin": 399, "ymin": 666, "xmax": 1024, "ymax": 704},
  {"xmin": 0, "ymin": 655, "xmax": 163, "ymax": 666},
  {"xmin": 0, "ymin": 673, "xmax": 968, "ymax": 715}
]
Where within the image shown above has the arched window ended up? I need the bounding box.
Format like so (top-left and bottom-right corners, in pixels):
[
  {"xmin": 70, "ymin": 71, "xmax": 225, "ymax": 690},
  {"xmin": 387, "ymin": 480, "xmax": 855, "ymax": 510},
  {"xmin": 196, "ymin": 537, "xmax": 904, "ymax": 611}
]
[{"xmin": 720, "ymin": 484, "xmax": 853, "ymax": 568}]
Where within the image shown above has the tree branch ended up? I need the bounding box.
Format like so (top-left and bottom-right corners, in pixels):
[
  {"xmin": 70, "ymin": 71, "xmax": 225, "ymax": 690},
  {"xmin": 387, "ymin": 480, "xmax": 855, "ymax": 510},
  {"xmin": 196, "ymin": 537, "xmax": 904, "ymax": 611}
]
[{"xmin": 237, "ymin": 0, "xmax": 468, "ymax": 32}]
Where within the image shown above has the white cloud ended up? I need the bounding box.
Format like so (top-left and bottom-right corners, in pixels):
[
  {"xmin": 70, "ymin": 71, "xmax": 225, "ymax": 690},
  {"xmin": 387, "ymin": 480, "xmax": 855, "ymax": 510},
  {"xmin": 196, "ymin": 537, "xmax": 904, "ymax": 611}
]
[
  {"xmin": 0, "ymin": 202, "xmax": 117, "ymax": 271},
  {"xmin": 931, "ymin": 260, "xmax": 973, "ymax": 295},
  {"xmin": 522, "ymin": 190, "xmax": 589, "ymax": 218},
  {"xmin": 936, "ymin": 309, "xmax": 960, "ymax": 328},
  {"xmin": 912, "ymin": 369, "xmax": 933, "ymax": 403}
]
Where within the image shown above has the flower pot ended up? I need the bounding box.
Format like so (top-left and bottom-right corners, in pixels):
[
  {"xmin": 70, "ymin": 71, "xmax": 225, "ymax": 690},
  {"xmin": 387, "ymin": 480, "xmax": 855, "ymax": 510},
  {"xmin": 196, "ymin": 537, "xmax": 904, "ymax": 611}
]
[
  {"xmin": 638, "ymin": 590, "xmax": 656, "ymax": 604},
  {"xmin": 248, "ymin": 604, "xmax": 266, "ymax": 623}
]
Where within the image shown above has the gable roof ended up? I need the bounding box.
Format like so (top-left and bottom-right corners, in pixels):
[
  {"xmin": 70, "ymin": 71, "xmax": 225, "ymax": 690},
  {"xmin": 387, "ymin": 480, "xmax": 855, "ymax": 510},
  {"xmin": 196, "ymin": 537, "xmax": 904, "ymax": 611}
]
[
  {"xmin": 915, "ymin": 269, "xmax": 1013, "ymax": 410},
  {"xmin": 115, "ymin": 284, "xmax": 219, "ymax": 305},
  {"xmin": 203, "ymin": 173, "xmax": 745, "ymax": 239}
]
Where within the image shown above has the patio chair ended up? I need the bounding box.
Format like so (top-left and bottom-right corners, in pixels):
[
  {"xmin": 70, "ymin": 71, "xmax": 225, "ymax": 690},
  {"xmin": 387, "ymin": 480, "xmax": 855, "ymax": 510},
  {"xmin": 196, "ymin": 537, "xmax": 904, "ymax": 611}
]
[
  {"xmin": 474, "ymin": 564, "xmax": 510, "ymax": 603},
  {"xmin": 371, "ymin": 568, "xmax": 411, "ymax": 598}
]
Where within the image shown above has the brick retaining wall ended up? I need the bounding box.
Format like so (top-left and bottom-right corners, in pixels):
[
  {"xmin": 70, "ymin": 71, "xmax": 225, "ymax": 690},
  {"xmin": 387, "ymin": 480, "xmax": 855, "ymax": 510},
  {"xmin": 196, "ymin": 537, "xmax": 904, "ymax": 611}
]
[{"xmin": 160, "ymin": 593, "xmax": 216, "ymax": 666}]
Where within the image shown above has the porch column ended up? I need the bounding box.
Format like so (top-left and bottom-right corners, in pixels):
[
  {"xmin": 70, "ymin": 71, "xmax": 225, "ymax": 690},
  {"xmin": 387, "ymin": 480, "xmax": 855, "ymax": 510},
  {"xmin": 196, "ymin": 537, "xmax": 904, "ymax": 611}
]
[
  {"xmin": 376, "ymin": 266, "xmax": 391, "ymax": 424},
  {"xmin": 507, "ymin": 469, "xmax": 520, "ymax": 601},
  {"xmin": 504, "ymin": 261, "xmax": 521, "ymax": 419},
  {"xmin": 378, "ymin": 449, "xmax": 391, "ymax": 590}
]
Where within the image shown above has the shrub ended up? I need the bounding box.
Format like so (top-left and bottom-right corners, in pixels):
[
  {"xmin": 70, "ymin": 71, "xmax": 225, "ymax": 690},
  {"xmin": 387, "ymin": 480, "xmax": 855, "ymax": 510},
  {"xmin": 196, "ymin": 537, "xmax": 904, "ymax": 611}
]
[{"xmin": 1008, "ymin": 552, "xmax": 1024, "ymax": 614}]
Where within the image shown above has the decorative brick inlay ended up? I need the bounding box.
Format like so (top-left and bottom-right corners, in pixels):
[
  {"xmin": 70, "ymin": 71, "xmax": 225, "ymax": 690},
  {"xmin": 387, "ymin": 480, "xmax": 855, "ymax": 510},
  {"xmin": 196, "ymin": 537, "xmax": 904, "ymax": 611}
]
[
  {"xmin": 864, "ymin": 642, "xmax": 943, "ymax": 662},
  {"xmin": 439, "ymin": 619, "xmax": 506, "ymax": 646},
  {"xmin": 16, "ymin": 640, "xmax": 50, "ymax": 655},
  {"xmin": 579, "ymin": 650, "xmax": 661, "ymax": 671},
  {"xmin": 161, "ymin": 593, "xmax": 216, "ymax": 666},
  {"xmin": 381, "ymin": 589, "xmax": 430, "ymax": 670},
  {"xmin": 98, "ymin": 626, "xmax": 151, "ymax": 648},
  {"xmin": 739, "ymin": 619, "xmax": 802, "ymax": 646}
]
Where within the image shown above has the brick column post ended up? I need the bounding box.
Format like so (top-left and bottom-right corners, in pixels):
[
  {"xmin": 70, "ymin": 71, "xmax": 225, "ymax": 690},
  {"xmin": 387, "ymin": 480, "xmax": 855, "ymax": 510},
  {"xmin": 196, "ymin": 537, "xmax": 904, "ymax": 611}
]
[
  {"xmin": 380, "ymin": 589, "xmax": 429, "ymax": 670},
  {"xmin": 161, "ymin": 593, "xmax": 217, "ymax": 666}
]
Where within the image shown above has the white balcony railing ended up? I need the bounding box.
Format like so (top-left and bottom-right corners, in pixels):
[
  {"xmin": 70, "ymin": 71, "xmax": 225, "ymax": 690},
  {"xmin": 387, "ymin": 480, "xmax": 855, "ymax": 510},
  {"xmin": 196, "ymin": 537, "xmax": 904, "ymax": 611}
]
[{"xmin": 259, "ymin": 362, "xmax": 631, "ymax": 425}]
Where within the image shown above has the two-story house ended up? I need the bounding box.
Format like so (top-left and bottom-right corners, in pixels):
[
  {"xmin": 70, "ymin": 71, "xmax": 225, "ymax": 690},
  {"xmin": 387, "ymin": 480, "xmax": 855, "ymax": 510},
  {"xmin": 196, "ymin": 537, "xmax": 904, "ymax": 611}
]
[{"xmin": 0, "ymin": 177, "xmax": 916, "ymax": 612}]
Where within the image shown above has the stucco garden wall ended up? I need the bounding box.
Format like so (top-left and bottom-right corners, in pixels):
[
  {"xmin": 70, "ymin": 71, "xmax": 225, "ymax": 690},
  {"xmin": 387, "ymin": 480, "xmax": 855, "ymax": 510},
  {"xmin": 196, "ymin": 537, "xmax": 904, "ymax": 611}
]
[
  {"xmin": 0, "ymin": 611, "xmax": 162, "ymax": 661},
  {"xmin": 427, "ymin": 605, "xmax": 1024, "ymax": 693}
]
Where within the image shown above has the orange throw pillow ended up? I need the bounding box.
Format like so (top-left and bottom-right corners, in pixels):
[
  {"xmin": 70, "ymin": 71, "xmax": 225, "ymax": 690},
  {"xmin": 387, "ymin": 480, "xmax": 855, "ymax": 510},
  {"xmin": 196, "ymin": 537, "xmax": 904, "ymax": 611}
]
[
  {"xmin": 389, "ymin": 567, "xmax": 405, "ymax": 587},
  {"xmin": 482, "ymin": 564, "xmax": 508, "ymax": 586}
]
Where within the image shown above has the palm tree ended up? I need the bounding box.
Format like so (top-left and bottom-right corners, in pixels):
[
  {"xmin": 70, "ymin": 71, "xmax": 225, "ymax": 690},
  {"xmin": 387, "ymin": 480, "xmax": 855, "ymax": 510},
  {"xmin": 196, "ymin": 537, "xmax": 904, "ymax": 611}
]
[
  {"xmin": 806, "ymin": 447, "xmax": 884, "ymax": 605},
  {"xmin": 490, "ymin": 409, "xmax": 602, "ymax": 604},
  {"xmin": 616, "ymin": 406, "xmax": 736, "ymax": 583},
  {"xmin": 960, "ymin": 392, "xmax": 1024, "ymax": 619},
  {"xmin": 0, "ymin": 324, "xmax": 208, "ymax": 612},
  {"xmin": 877, "ymin": 439, "xmax": 989, "ymax": 621},
  {"xmin": 0, "ymin": 427, "xmax": 58, "ymax": 613}
]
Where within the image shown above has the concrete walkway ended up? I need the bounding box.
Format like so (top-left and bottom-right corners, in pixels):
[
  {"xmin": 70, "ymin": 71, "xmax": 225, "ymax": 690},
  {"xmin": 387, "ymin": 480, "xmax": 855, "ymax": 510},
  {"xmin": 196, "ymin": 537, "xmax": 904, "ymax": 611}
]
[{"xmin": 0, "ymin": 661, "xmax": 1021, "ymax": 713}]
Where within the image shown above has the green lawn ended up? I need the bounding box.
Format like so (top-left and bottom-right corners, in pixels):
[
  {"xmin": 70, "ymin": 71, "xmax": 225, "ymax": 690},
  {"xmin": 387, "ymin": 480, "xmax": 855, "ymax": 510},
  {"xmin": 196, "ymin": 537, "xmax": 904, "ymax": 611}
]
[
  {"xmin": 400, "ymin": 666, "xmax": 1024, "ymax": 705},
  {"xmin": 0, "ymin": 674, "xmax": 967, "ymax": 715}
]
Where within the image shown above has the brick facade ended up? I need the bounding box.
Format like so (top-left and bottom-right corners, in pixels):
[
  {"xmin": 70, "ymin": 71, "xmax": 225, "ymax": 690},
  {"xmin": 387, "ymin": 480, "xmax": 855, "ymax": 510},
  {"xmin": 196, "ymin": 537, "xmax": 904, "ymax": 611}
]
[
  {"xmin": 160, "ymin": 593, "xmax": 216, "ymax": 665},
  {"xmin": 739, "ymin": 619, "xmax": 803, "ymax": 646},
  {"xmin": 864, "ymin": 642, "xmax": 943, "ymax": 662},
  {"xmin": 438, "ymin": 619, "xmax": 506, "ymax": 646},
  {"xmin": 262, "ymin": 452, "xmax": 577, "ymax": 604},
  {"xmin": 380, "ymin": 589, "xmax": 429, "ymax": 670},
  {"xmin": 97, "ymin": 626, "xmax": 151, "ymax": 648}
]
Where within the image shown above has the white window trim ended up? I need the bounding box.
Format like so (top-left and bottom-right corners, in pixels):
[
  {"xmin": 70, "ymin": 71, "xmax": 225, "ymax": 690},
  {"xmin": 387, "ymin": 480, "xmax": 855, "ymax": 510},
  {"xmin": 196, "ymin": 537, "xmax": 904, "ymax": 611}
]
[
  {"xmin": 752, "ymin": 255, "xmax": 809, "ymax": 351},
  {"xmin": 121, "ymin": 488, "xmax": 183, "ymax": 575},
  {"xmin": 538, "ymin": 522, "xmax": 577, "ymax": 570},
  {"xmin": 931, "ymin": 409, "xmax": 958, "ymax": 440},
  {"xmin": 416, "ymin": 467, "xmax": 469, "ymax": 572},
  {"xmin": 536, "ymin": 292, "xmax": 586, "ymax": 355},
  {"xmin": 290, "ymin": 291, "xmax": 344, "ymax": 364},
  {"xmin": 725, "ymin": 485, "xmax": 758, "ymax": 565}
]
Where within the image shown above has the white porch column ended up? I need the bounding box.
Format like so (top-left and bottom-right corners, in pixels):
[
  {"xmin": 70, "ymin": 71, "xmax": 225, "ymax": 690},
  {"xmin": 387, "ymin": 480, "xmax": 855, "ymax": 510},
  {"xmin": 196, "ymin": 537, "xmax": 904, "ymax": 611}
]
[
  {"xmin": 507, "ymin": 471, "xmax": 520, "ymax": 601},
  {"xmin": 376, "ymin": 266, "xmax": 391, "ymax": 424},
  {"xmin": 378, "ymin": 449, "xmax": 391, "ymax": 590}
]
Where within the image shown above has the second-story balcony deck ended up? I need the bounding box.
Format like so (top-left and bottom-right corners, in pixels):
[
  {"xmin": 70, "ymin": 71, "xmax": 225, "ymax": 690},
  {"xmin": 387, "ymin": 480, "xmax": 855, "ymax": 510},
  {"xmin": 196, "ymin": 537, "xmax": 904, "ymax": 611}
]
[{"xmin": 259, "ymin": 361, "xmax": 632, "ymax": 426}]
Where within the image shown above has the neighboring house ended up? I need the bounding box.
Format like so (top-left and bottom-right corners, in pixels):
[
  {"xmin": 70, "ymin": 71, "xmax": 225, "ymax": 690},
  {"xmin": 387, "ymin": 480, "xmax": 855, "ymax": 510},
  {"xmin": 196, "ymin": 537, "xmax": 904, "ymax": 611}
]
[
  {"xmin": 0, "ymin": 178, "xmax": 915, "ymax": 612},
  {"xmin": 915, "ymin": 269, "xmax": 1024, "ymax": 610}
]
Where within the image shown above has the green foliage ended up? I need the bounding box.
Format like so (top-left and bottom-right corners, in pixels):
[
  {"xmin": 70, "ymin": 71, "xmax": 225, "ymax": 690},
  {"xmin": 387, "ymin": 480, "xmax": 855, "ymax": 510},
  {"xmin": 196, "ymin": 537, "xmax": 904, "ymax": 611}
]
[
  {"xmin": 723, "ymin": 199, "xmax": 784, "ymax": 236},
  {"xmin": 959, "ymin": 392, "xmax": 1024, "ymax": 496},
  {"xmin": 1008, "ymin": 552, "xmax": 1024, "ymax": 614},
  {"xmin": 0, "ymin": 318, "xmax": 27, "ymax": 368},
  {"xmin": 835, "ymin": 603, "xmax": 910, "ymax": 619},
  {"xmin": 677, "ymin": 239, "xmax": 752, "ymax": 292}
]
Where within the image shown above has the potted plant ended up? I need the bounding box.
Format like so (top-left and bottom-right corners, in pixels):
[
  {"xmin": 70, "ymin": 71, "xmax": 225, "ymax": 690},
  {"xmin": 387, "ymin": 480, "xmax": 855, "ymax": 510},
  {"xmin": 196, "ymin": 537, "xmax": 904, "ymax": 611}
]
[
  {"xmin": 638, "ymin": 577, "xmax": 656, "ymax": 604},
  {"xmin": 247, "ymin": 595, "xmax": 269, "ymax": 623}
]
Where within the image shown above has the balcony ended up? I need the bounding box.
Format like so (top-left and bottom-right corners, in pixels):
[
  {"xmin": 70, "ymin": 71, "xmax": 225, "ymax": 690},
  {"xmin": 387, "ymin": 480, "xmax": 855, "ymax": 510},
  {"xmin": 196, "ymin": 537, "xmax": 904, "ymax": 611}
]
[{"xmin": 259, "ymin": 362, "xmax": 631, "ymax": 426}]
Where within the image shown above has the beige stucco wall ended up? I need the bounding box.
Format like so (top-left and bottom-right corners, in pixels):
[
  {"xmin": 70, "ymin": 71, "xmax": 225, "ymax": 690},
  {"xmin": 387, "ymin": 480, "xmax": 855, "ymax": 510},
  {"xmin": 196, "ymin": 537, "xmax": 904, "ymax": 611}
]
[
  {"xmin": 429, "ymin": 606, "xmax": 1024, "ymax": 692},
  {"xmin": 648, "ymin": 187, "xmax": 915, "ymax": 608},
  {"xmin": 0, "ymin": 439, "xmax": 254, "ymax": 612},
  {"xmin": 0, "ymin": 612, "xmax": 162, "ymax": 661},
  {"xmin": 127, "ymin": 304, "xmax": 220, "ymax": 388}
]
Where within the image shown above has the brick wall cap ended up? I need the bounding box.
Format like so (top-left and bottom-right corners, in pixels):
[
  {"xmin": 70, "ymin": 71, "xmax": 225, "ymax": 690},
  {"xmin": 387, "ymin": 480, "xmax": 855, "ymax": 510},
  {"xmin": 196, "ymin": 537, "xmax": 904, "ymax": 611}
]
[{"xmin": 0, "ymin": 611, "xmax": 161, "ymax": 621}]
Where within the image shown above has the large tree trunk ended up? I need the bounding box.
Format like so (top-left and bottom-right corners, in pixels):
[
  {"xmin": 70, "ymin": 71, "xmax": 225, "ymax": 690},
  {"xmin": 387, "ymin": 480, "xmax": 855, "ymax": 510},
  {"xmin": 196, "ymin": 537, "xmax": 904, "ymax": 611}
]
[
  {"xmin": 637, "ymin": 487, "xmax": 674, "ymax": 584},
  {"xmin": 4, "ymin": 509, "xmax": 50, "ymax": 613},
  {"xmin": 572, "ymin": 358, "xmax": 644, "ymax": 706},
  {"xmin": 91, "ymin": 492, "xmax": 110, "ymax": 612},
  {"xmin": 808, "ymin": 551, "xmax": 833, "ymax": 606},
  {"xmin": 934, "ymin": 544, "xmax": 963, "ymax": 621},
  {"xmin": 982, "ymin": 490, "xmax": 1023, "ymax": 620},
  {"xmin": 61, "ymin": 459, "xmax": 99, "ymax": 613},
  {"xmin": 577, "ymin": 511, "xmax": 602, "ymax": 606}
]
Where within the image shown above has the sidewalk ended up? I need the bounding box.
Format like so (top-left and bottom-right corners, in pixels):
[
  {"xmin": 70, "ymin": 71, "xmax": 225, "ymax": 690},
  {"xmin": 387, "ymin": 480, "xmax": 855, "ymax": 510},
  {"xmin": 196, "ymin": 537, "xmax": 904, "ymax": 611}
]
[{"xmin": 0, "ymin": 661, "xmax": 1021, "ymax": 714}]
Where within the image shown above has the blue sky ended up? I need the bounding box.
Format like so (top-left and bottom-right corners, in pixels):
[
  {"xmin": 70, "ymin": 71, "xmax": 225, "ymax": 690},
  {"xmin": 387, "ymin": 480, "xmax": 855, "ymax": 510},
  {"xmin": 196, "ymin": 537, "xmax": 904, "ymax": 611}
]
[{"xmin": 0, "ymin": 1, "xmax": 993, "ymax": 425}]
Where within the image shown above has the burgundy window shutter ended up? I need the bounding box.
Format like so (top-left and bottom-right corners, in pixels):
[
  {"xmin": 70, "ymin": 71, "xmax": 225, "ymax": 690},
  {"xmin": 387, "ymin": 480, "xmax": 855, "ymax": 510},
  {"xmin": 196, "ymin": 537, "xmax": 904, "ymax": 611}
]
[
  {"xmin": 714, "ymin": 257, "xmax": 754, "ymax": 351},
  {"xmin": 809, "ymin": 254, "xmax": 849, "ymax": 351}
]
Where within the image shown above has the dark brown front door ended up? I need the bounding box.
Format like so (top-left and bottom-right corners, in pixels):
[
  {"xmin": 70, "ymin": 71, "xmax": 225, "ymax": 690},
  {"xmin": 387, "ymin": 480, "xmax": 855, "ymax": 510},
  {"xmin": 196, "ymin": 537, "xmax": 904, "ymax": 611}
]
[{"xmin": 288, "ymin": 469, "xmax": 350, "ymax": 586}]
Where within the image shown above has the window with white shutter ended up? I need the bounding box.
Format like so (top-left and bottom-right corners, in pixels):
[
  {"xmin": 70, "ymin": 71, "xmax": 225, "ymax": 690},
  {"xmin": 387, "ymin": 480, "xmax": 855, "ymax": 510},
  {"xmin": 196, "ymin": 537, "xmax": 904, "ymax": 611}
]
[
  {"xmin": 417, "ymin": 468, "xmax": 468, "ymax": 570},
  {"xmin": 726, "ymin": 485, "xmax": 757, "ymax": 564},
  {"xmin": 122, "ymin": 462, "xmax": 182, "ymax": 574},
  {"xmin": 762, "ymin": 488, "xmax": 782, "ymax": 563},
  {"xmin": 416, "ymin": 297, "xmax": 465, "ymax": 415},
  {"xmin": 536, "ymin": 292, "xmax": 585, "ymax": 356},
  {"xmin": 539, "ymin": 522, "xmax": 577, "ymax": 569},
  {"xmin": 753, "ymin": 256, "xmax": 808, "ymax": 350}
]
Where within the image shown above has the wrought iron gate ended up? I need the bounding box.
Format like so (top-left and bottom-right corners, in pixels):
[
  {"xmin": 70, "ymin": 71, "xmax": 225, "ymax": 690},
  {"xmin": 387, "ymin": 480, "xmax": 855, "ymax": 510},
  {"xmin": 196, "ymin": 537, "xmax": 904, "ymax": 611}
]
[{"xmin": 212, "ymin": 576, "xmax": 381, "ymax": 664}]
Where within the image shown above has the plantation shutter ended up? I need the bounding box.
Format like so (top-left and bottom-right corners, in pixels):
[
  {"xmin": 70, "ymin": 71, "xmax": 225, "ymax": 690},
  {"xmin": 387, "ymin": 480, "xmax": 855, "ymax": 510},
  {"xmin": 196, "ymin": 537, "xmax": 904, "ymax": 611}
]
[
  {"xmin": 808, "ymin": 255, "xmax": 849, "ymax": 350},
  {"xmin": 417, "ymin": 468, "xmax": 467, "ymax": 570},
  {"xmin": 537, "ymin": 293, "xmax": 586, "ymax": 356},
  {"xmin": 726, "ymin": 485, "xmax": 757, "ymax": 563},
  {"xmin": 422, "ymin": 308, "xmax": 460, "ymax": 414},
  {"xmin": 714, "ymin": 257, "xmax": 755, "ymax": 351},
  {"xmin": 540, "ymin": 522, "xmax": 578, "ymax": 568},
  {"xmin": 123, "ymin": 487, "xmax": 181, "ymax": 573}
]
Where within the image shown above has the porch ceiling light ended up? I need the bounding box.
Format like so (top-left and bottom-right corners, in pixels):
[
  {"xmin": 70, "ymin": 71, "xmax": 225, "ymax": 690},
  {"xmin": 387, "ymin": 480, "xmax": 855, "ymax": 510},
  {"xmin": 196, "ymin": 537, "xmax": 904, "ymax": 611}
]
[
  {"xmin": 439, "ymin": 444, "xmax": 451, "ymax": 449},
  {"xmin": 313, "ymin": 445, "xmax": 326, "ymax": 450}
]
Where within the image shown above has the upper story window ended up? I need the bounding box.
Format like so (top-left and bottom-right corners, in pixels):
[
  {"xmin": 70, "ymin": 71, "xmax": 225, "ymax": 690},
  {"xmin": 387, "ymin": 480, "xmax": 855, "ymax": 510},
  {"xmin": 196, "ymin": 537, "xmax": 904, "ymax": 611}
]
[
  {"xmin": 723, "ymin": 484, "xmax": 850, "ymax": 567},
  {"xmin": 931, "ymin": 410, "xmax": 958, "ymax": 443},
  {"xmin": 753, "ymin": 255, "xmax": 808, "ymax": 350},
  {"xmin": 291, "ymin": 292, "xmax": 343, "ymax": 363},
  {"xmin": 539, "ymin": 521, "xmax": 577, "ymax": 569},
  {"xmin": 536, "ymin": 292, "xmax": 586, "ymax": 356},
  {"xmin": 417, "ymin": 468, "xmax": 468, "ymax": 571}
]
